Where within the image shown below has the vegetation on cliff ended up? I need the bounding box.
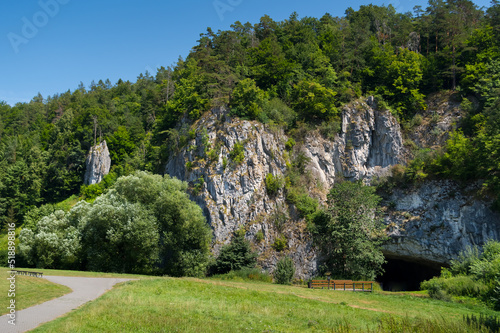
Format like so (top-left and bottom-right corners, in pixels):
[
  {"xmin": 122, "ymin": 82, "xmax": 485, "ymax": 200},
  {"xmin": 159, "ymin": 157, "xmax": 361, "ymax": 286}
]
[{"xmin": 1, "ymin": 1, "xmax": 500, "ymax": 280}]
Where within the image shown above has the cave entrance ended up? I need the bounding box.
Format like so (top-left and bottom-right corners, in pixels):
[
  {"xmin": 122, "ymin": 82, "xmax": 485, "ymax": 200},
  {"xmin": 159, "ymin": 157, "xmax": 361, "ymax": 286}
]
[{"xmin": 378, "ymin": 255, "xmax": 443, "ymax": 291}]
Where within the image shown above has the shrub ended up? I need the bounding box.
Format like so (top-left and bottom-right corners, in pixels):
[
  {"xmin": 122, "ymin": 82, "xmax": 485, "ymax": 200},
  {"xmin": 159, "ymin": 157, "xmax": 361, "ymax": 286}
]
[
  {"xmin": 270, "ymin": 207, "xmax": 288, "ymax": 233},
  {"xmin": 318, "ymin": 120, "xmax": 341, "ymax": 141},
  {"xmin": 229, "ymin": 141, "xmax": 245, "ymax": 164},
  {"xmin": 274, "ymin": 256, "xmax": 295, "ymax": 284},
  {"xmin": 212, "ymin": 267, "xmax": 272, "ymax": 283},
  {"xmin": 212, "ymin": 231, "xmax": 257, "ymax": 275},
  {"xmin": 286, "ymin": 188, "xmax": 318, "ymax": 220},
  {"xmin": 272, "ymin": 236, "xmax": 288, "ymax": 252},
  {"xmin": 18, "ymin": 171, "xmax": 212, "ymax": 277},
  {"xmin": 261, "ymin": 98, "xmax": 296, "ymax": 129},
  {"xmin": 265, "ymin": 173, "xmax": 284, "ymax": 195},
  {"xmin": 285, "ymin": 138, "xmax": 296, "ymax": 151},
  {"xmin": 410, "ymin": 114, "xmax": 424, "ymax": 127},
  {"xmin": 230, "ymin": 78, "xmax": 267, "ymax": 119},
  {"xmin": 421, "ymin": 275, "xmax": 488, "ymax": 299},
  {"xmin": 255, "ymin": 230, "xmax": 264, "ymax": 243}
]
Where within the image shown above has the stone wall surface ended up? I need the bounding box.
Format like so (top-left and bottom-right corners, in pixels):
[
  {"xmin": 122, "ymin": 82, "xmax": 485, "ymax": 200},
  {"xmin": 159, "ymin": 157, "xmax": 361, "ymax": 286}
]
[
  {"xmin": 84, "ymin": 140, "xmax": 111, "ymax": 185},
  {"xmin": 164, "ymin": 97, "xmax": 500, "ymax": 278}
]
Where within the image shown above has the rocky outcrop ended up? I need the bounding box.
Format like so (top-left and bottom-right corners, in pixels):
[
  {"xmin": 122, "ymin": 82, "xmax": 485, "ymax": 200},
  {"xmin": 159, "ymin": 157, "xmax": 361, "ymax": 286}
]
[
  {"xmin": 383, "ymin": 180, "xmax": 500, "ymax": 265},
  {"xmin": 305, "ymin": 97, "xmax": 404, "ymax": 187},
  {"xmin": 164, "ymin": 98, "xmax": 405, "ymax": 278},
  {"xmin": 84, "ymin": 141, "xmax": 111, "ymax": 185},
  {"xmin": 164, "ymin": 108, "xmax": 318, "ymax": 277},
  {"xmin": 163, "ymin": 95, "xmax": 499, "ymax": 278}
]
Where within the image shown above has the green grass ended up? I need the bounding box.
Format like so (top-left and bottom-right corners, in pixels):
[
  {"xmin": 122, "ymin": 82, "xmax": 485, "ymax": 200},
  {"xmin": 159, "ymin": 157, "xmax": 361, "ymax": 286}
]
[
  {"xmin": 32, "ymin": 276, "xmax": 499, "ymax": 332},
  {"xmin": 0, "ymin": 267, "xmax": 72, "ymax": 315},
  {"xmin": 12, "ymin": 267, "xmax": 152, "ymax": 279}
]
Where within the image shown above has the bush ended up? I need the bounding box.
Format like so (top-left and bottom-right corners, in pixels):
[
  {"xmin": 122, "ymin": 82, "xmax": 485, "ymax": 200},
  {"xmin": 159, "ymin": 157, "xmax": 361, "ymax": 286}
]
[
  {"xmin": 272, "ymin": 236, "xmax": 288, "ymax": 252},
  {"xmin": 229, "ymin": 141, "xmax": 245, "ymax": 164},
  {"xmin": 261, "ymin": 98, "xmax": 296, "ymax": 129},
  {"xmin": 265, "ymin": 173, "xmax": 284, "ymax": 196},
  {"xmin": 255, "ymin": 230, "xmax": 264, "ymax": 243},
  {"xmin": 18, "ymin": 171, "xmax": 212, "ymax": 277},
  {"xmin": 318, "ymin": 120, "xmax": 341, "ymax": 141},
  {"xmin": 212, "ymin": 231, "xmax": 257, "ymax": 275},
  {"xmin": 286, "ymin": 188, "xmax": 318, "ymax": 220},
  {"xmin": 230, "ymin": 78, "xmax": 267, "ymax": 119},
  {"xmin": 211, "ymin": 267, "xmax": 272, "ymax": 283},
  {"xmin": 410, "ymin": 114, "xmax": 424, "ymax": 128},
  {"xmin": 421, "ymin": 275, "xmax": 487, "ymax": 299},
  {"xmin": 274, "ymin": 256, "xmax": 295, "ymax": 284},
  {"xmin": 285, "ymin": 138, "xmax": 296, "ymax": 151}
]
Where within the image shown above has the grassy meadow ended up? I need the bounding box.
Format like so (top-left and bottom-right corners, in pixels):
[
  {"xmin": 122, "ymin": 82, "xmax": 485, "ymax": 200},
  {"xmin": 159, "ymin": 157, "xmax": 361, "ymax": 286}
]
[
  {"xmin": 29, "ymin": 276, "xmax": 499, "ymax": 332},
  {"xmin": 0, "ymin": 267, "xmax": 71, "ymax": 315}
]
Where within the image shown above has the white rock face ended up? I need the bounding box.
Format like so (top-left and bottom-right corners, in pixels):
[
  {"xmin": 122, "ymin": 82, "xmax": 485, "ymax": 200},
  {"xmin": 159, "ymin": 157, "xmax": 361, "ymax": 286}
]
[
  {"xmin": 163, "ymin": 97, "xmax": 500, "ymax": 277},
  {"xmin": 305, "ymin": 97, "xmax": 403, "ymax": 187},
  {"xmin": 383, "ymin": 180, "xmax": 500, "ymax": 265},
  {"xmin": 84, "ymin": 141, "xmax": 111, "ymax": 185},
  {"xmin": 164, "ymin": 99, "xmax": 405, "ymax": 278}
]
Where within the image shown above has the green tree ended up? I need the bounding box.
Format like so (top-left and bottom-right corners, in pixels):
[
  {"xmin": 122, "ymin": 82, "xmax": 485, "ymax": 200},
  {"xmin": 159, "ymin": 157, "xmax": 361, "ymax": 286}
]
[
  {"xmin": 310, "ymin": 181, "xmax": 386, "ymax": 280},
  {"xmin": 274, "ymin": 256, "xmax": 296, "ymax": 284},
  {"xmin": 230, "ymin": 78, "xmax": 267, "ymax": 119},
  {"xmin": 212, "ymin": 230, "xmax": 257, "ymax": 274},
  {"xmin": 292, "ymin": 80, "xmax": 338, "ymax": 120},
  {"xmin": 106, "ymin": 126, "xmax": 136, "ymax": 164}
]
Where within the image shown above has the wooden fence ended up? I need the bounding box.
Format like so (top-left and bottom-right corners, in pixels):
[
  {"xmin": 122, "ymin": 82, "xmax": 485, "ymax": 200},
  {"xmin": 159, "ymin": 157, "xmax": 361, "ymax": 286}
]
[
  {"xmin": 309, "ymin": 279, "xmax": 374, "ymax": 292},
  {"xmin": 12, "ymin": 270, "xmax": 44, "ymax": 278}
]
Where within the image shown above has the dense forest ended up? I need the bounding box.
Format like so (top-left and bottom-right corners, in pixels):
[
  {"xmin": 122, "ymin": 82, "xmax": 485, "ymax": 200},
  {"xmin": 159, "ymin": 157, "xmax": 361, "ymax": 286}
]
[{"xmin": 2, "ymin": 0, "xmax": 500, "ymax": 230}]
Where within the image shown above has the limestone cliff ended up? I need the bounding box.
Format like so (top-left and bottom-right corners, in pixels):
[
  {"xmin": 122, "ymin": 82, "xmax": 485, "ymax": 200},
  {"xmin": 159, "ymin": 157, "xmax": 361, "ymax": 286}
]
[
  {"xmin": 165, "ymin": 97, "xmax": 406, "ymax": 278},
  {"xmin": 383, "ymin": 180, "xmax": 500, "ymax": 265},
  {"xmin": 84, "ymin": 141, "xmax": 111, "ymax": 185},
  {"xmin": 164, "ymin": 96, "xmax": 500, "ymax": 278},
  {"xmin": 304, "ymin": 96, "xmax": 404, "ymax": 187}
]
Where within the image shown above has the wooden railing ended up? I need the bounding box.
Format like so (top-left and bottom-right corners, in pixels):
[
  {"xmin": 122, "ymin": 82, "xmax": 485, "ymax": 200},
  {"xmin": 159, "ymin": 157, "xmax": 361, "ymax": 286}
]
[
  {"xmin": 12, "ymin": 270, "xmax": 43, "ymax": 278},
  {"xmin": 309, "ymin": 279, "xmax": 374, "ymax": 292}
]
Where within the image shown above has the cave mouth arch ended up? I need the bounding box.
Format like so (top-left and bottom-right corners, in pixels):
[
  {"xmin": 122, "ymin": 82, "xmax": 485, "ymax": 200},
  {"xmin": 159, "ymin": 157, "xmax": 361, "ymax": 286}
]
[{"xmin": 378, "ymin": 255, "xmax": 443, "ymax": 291}]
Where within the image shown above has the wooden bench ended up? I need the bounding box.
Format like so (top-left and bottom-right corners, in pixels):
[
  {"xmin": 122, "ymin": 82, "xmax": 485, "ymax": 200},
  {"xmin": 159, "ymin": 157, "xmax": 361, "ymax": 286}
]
[
  {"xmin": 309, "ymin": 279, "xmax": 374, "ymax": 292},
  {"xmin": 12, "ymin": 270, "xmax": 43, "ymax": 278}
]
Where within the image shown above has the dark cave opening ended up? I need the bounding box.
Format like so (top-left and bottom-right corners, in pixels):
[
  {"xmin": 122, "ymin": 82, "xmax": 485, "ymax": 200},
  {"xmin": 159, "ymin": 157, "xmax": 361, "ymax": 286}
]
[{"xmin": 378, "ymin": 256, "xmax": 443, "ymax": 291}]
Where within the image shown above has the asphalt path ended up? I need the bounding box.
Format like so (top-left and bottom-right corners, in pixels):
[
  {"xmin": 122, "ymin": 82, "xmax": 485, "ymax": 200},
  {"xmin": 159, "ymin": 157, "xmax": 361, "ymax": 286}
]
[{"xmin": 1, "ymin": 275, "xmax": 134, "ymax": 333}]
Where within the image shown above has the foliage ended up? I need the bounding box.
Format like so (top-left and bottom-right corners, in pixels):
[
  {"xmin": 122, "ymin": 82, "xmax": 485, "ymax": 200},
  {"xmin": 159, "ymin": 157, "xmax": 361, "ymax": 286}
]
[
  {"xmin": 230, "ymin": 78, "xmax": 267, "ymax": 119},
  {"xmin": 292, "ymin": 81, "xmax": 338, "ymax": 120},
  {"xmin": 265, "ymin": 173, "xmax": 284, "ymax": 195},
  {"xmin": 310, "ymin": 180, "xmax": 386, "ymax": 280},
  {"xmin": 260, "ymin": 98, "xmax": 297, "ymax": 129},
  {"xmin": 274, "ymin": 256, "xmax": 295, "ymax": 284},
  {"xmin": 228, "ymin": 141, "xmax": 245, "ymax": 164},
  {"xmin": 2, "ymin": 2, "xmax": 500, "ymax": 228},
  {"xmin": 212, "ymin": 231, "xmax": 257, "ymax": 275},
  {"xmin": 210, "ymin": 267, "xmax": 272, "ymax": 283},
  {"xmin": 285, "ymin": 138, "xmax": 295, "ymax": 151},
  {"xmin": 18, "ymin": 171, "xmax": 212, "ymax": 276},
  {"xmin": 421, "ymin": 240, "xmax": 500, "ymax": 310},
  {"xmin": 272, "ymin": 236, "xmax": 288, "ymax": 252},
  {"xmin": 255, "ymin": 230, "xmax": 264, "ymax": 243}
]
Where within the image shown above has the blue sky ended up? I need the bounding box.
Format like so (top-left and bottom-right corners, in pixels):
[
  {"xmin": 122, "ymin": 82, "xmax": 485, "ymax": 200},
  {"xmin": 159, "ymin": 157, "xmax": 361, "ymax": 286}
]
[{"xmin": 0, "ymin": 0, "xmax": 493, "ymax": 106}]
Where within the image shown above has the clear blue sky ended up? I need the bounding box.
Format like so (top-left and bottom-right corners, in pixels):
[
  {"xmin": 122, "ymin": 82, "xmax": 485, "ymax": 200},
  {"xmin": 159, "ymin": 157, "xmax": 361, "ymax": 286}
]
[{"xmin": 0, "ymin": 0, "xmax": 493, "ymax": 106}]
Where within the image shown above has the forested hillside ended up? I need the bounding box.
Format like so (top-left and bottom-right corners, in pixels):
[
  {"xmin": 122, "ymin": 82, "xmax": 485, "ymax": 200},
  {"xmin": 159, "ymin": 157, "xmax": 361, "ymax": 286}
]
[{"xmin": 2, "ymin": 0, "xmax": 500, "ymax": 229}]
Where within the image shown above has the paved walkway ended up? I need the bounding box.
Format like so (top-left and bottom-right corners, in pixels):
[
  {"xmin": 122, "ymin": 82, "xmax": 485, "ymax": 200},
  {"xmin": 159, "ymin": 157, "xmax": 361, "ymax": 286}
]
[{"xmin": 1, "ymin": 275, "xmax": 134, "ymax": 333}]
